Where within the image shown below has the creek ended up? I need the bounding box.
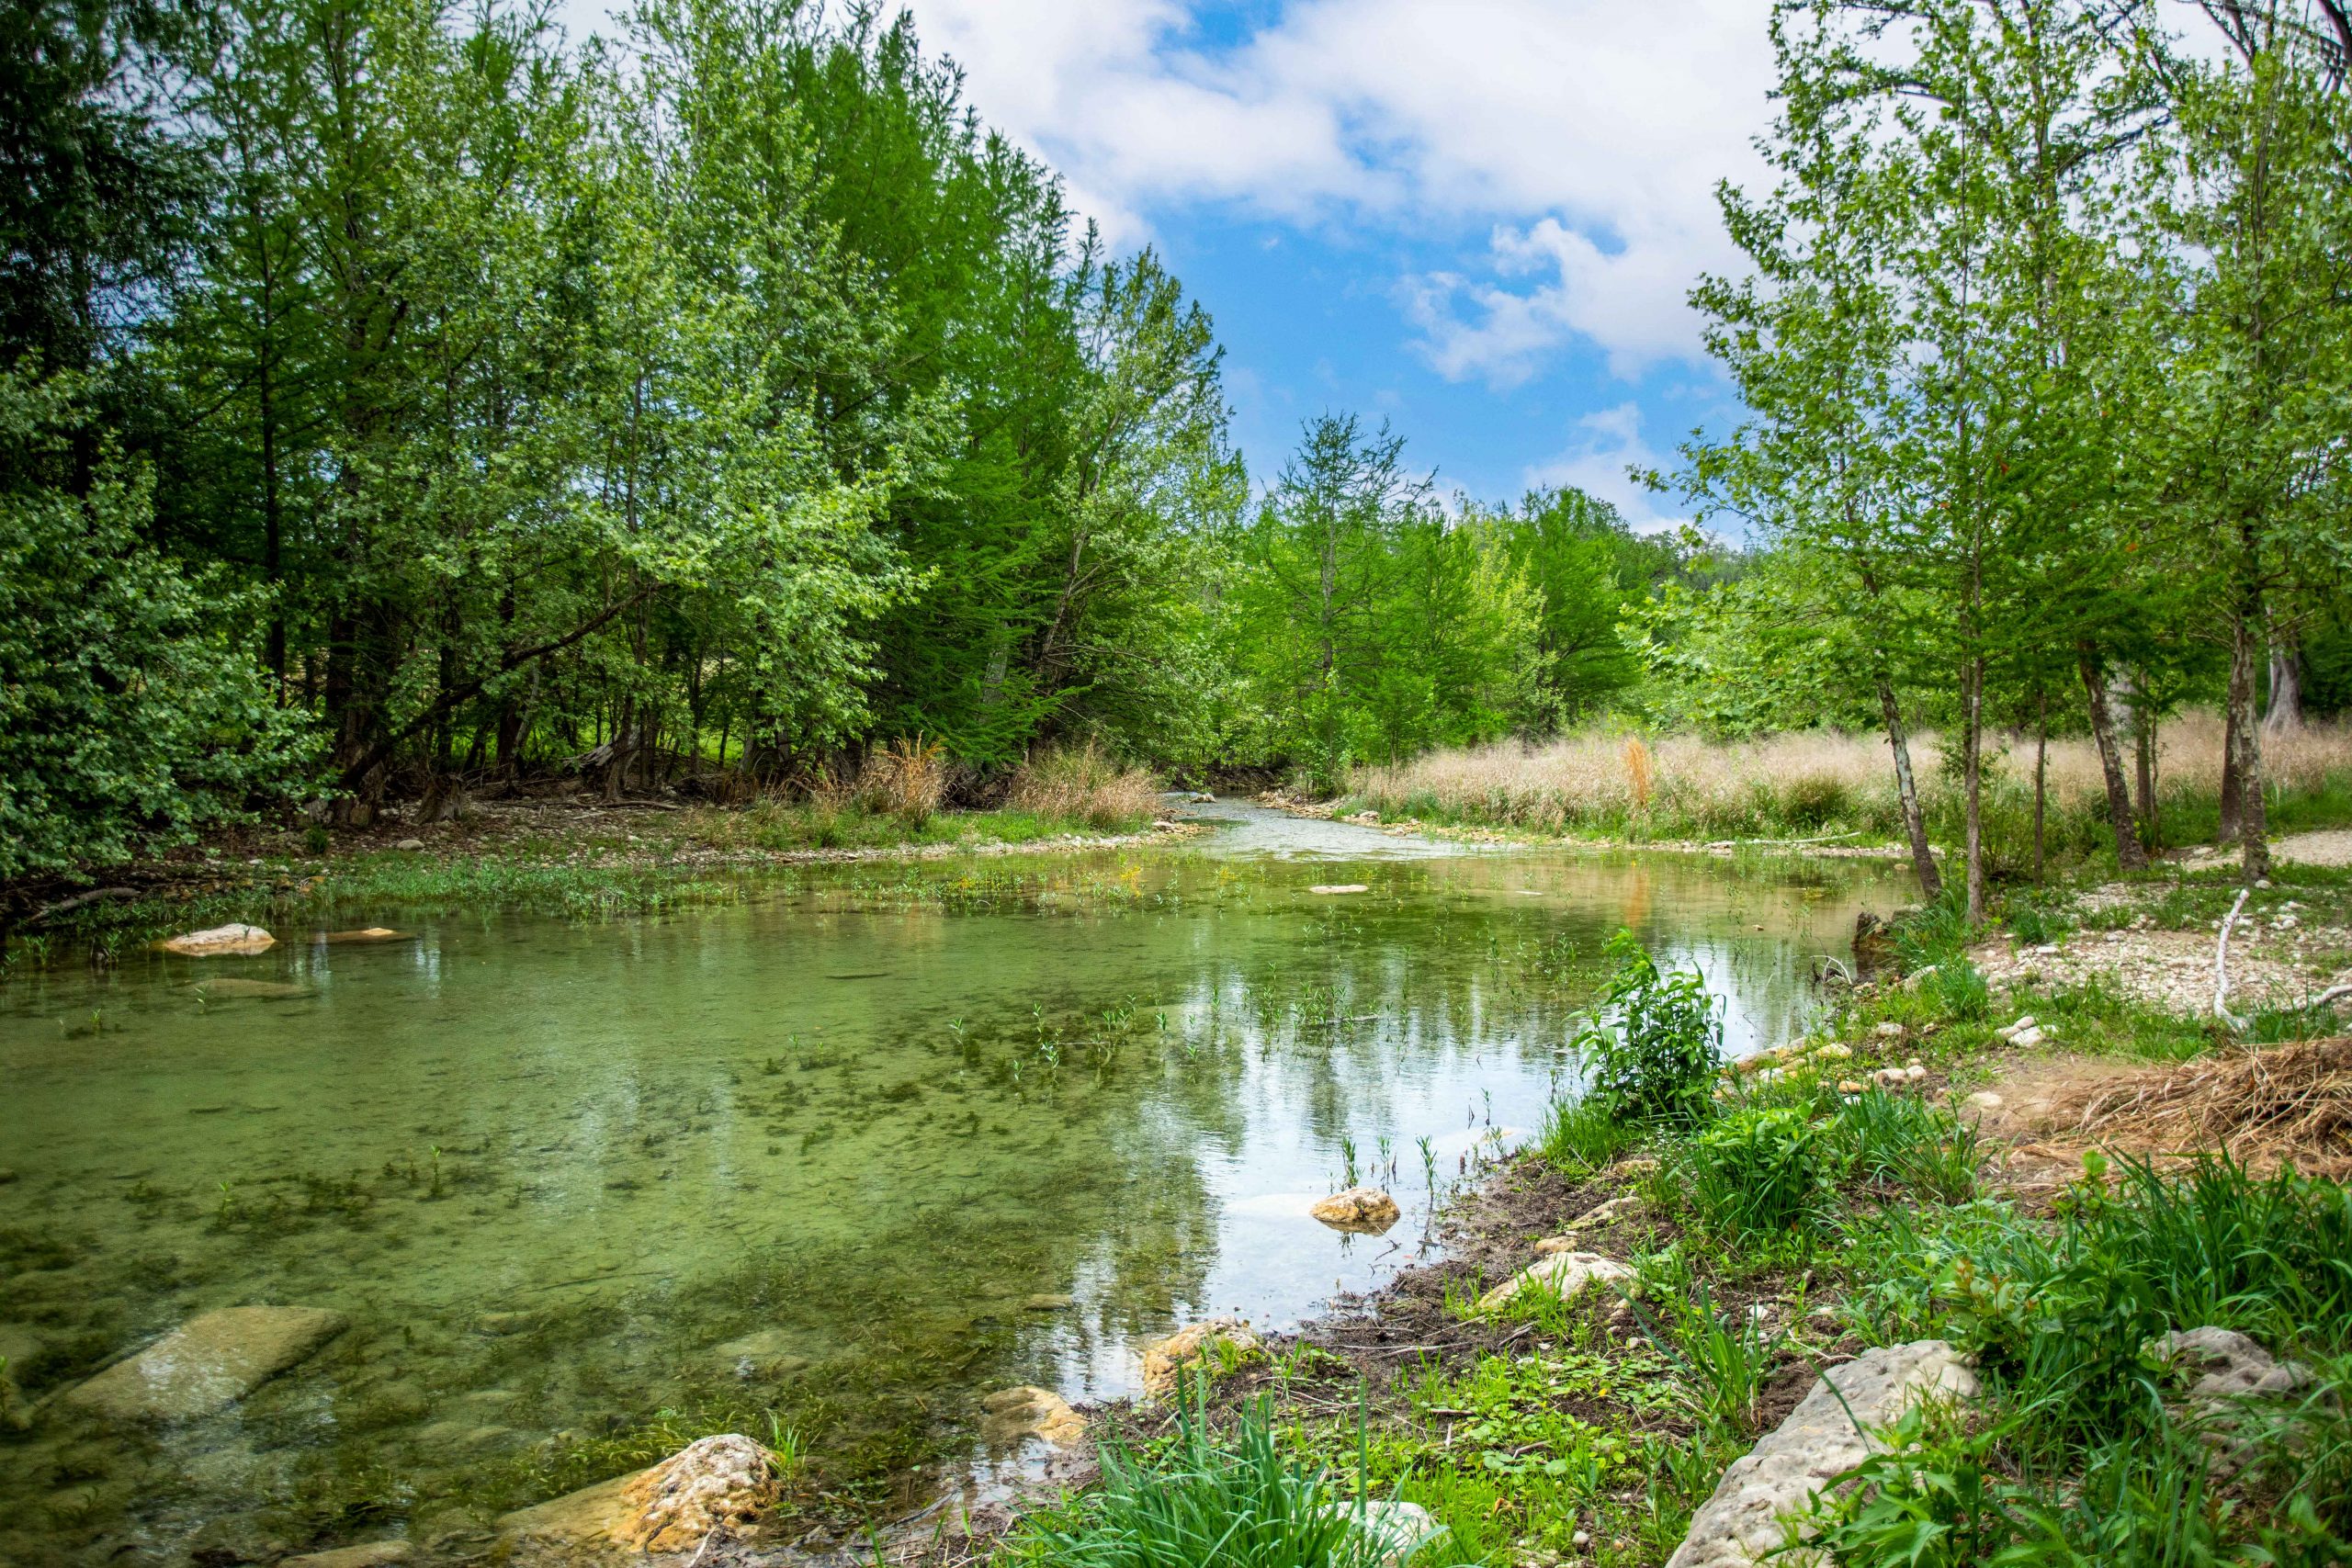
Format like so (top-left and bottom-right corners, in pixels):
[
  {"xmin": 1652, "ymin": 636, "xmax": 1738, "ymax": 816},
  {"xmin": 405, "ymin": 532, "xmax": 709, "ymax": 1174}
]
[{"xmin": 0, "ymin": 807, "xmax": 1906, "ymax": 1563}]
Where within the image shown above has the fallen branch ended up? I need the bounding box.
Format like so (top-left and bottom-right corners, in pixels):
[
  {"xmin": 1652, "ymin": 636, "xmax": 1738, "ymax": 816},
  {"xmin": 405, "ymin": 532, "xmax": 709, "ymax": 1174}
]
[
  {"xmin": 2311, "ymin": 982, "xmax": 2352, "ymax": 1011},
  {"xmin": 2215, "ymin": 886, "xmax": 2251, "ymax": 1033},
  {"xmin": 28, "ymin": 886, "xmax": 140, "ymax": 923}
]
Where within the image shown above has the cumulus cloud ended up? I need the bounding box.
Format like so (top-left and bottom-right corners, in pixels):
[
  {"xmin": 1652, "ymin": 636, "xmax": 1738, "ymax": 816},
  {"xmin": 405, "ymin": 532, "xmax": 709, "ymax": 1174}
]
[
  {"xmin": 900, "ymin": 0, "xmax": 1777, "ymax": 382},
  {"xmin": 1523, "ymin": 403, "xmax": 1691, "ymax": 535}
]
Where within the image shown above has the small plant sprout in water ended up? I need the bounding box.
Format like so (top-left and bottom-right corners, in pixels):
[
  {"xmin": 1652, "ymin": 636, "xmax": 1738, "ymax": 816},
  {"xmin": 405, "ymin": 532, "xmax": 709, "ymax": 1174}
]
[{"xmin": 1339, "ymin": 1134, "xmax": 1360, "ymax": 1189}]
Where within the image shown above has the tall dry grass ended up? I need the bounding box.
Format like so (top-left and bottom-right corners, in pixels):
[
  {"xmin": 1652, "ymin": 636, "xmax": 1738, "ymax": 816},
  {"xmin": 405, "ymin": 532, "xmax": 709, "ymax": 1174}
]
[
  {"xmin": 1348, "ymin": 712, "xmax": 2352, "ymax": 856},
  {"xmin": 1006, "ymin": 742, "xmax": 1161, "ymax": 829}
]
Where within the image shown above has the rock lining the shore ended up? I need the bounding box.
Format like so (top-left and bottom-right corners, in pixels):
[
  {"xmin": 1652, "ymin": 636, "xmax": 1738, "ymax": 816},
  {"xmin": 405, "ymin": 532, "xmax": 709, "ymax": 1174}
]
[
  {"xmin": 1665, "ymin": 1338, "xmax": 1979, "ymax": 1568},
  {"xmin": 1476, "ymin": 1251, "xmax": 1634, "ymax": 1314},
  {"xmin": 1140, "ymin": 1318, "xmax": 1261, "ymax": 1396}
]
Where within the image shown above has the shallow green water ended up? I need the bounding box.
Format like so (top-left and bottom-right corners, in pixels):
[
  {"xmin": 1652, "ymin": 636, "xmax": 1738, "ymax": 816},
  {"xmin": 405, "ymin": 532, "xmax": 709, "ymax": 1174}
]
[{"xmin": 0, "ymin": 814, "xmax": 1904, "ymax": 1564}]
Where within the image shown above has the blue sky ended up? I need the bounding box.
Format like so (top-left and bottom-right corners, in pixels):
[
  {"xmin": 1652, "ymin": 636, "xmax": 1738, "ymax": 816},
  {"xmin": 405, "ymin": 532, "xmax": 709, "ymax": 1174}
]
[{"xmin": 559, "ymin": 0, "xmax": 1787, "ymax": 527}]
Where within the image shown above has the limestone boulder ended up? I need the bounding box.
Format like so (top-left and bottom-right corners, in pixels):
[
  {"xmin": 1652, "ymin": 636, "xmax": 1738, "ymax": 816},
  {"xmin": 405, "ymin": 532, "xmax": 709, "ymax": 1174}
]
[
  {"xmin": 497, "ymin": 1435, "xmax": 783, "ymax": 1557},
  {"xmin": 1339, "ymin": 1499, "xmax": 1445, "ymax": 1567},
  {"xmin": 1139, "ymin": 1318, "xmax": 1261, "ymax": 1396},
  {"xmin": 65, "ymin": 1305, "xmax": 347, "ymax": 1422},
  {"xmin": 1477, "ymin": 1250, "xmax": 1634, "ymax": 1314},
  {"xmin": 1665, "ymin": 1339, "xmax": 1978, "ymax": 1568},
  {"xmin": 159, "ymin": 924, "xmax": 276, "ymax": 957},
  {"xmin": 615, "ymin": 1434, "xmax": 782, "ymax": 1552},
  {"xmin": 2156, "ymin": 1326, "xmax": 2312, "ymax": 1406},
  {"xmin": 979, "ymin": 1384, "xmax": 1087, "ymax": 1449},
  {"xmin": 1535, "ymin": 1195, "xmax": 1642, "ymax": 1251},
  {"xmin": 1310, "ymin": 1187, "xmax": 1402, "ymax": 1235}
]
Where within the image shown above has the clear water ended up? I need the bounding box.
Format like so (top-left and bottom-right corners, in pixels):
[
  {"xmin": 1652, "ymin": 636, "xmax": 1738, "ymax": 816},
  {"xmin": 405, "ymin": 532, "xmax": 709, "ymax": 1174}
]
[{"xmin": 0, "ymin": 812, "xmax": 1905, "ymax": 1563}]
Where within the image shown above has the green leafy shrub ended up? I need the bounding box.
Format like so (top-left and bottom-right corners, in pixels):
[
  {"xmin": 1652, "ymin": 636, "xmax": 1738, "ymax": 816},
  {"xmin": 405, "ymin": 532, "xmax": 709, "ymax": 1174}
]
[
  {"xmin": 1573, "ymin": 930, "xmax": 1722, "ymax": 1125},
  {"xmin": 1680, "ymin": 1106, "xmax": 1830, "ymax": 1236}
]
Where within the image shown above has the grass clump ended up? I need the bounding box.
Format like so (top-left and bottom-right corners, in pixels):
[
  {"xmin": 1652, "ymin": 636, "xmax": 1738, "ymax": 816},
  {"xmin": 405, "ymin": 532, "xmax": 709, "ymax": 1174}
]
[{"xmin": 1009, "ymin": 1399, "xmax": 1422, "ymax": 1568}]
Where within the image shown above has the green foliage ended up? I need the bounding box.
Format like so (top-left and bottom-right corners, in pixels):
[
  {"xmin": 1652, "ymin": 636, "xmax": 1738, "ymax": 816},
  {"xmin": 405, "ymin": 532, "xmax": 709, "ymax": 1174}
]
[
  {"xmin": 1680, "ymin": 1106, "xmax": 1831, "ymax": 1237},
  {"xmin": 1572, "ymin": 931, "xmax": 1723, "ymax": 1125},
  {"xmin": 0, "ymin": 368, "xmax": 314, "ymax": 876}
]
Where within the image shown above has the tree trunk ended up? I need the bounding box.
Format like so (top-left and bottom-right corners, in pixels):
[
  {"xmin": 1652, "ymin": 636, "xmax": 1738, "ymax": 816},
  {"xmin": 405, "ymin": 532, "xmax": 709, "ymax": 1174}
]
[
  {"xmin": 2132, "ymin": 675, "xmax": 2157, "ymax": 851},
  {"xmin": 2033, "ymin": 694, "xmax": 2048, "ymax": 882},
  {"xmin": 2264, "ymin": 632, "xmax": 2303, "ymax": 735},
  {"xmin": 2228, "ymin": 604, "xmax": 2271, "ymax": 882},
  {"xmin": 2077, "ymin": 646, "xmax": 2150, "ymax": 871},
  {"xmin": 2219, "ymin": 694, "xmax": 2245, "ymax": 844},
  {"xmin": 1962, "ymin": 653, "xmax": 1985, "ymax": 926},
  {"xmin": 1875, "ymin": 672, "xmax": 1942, "ymax": 901}
]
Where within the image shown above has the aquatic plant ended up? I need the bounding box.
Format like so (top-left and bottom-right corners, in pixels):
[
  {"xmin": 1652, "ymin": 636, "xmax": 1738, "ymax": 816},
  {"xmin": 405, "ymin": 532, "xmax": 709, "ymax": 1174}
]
[{"xmin": 1570, "ymin": 930, "xmax": 1722, "ymax": 1126}]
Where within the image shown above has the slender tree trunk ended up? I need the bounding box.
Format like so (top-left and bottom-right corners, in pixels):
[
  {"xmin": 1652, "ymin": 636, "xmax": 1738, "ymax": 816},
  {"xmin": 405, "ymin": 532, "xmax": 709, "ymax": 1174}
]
[
  {"xmin": 2131, "ymin": 674, "xmax": 2156, "ymax": 849},
  {"xmin": 1959, "ymin": 686, "xmax": 1984, "ymax": 931},
  {"xmin": 2228, "ymin": 599, "xmax": 2271, "ymax": 882},
  {"xmin": 1876, "ymin": 671, "xmax": 1943, "ymax": 901},
  {"xmin": 2033, "ymin": 693, "xmax": 2048, "ymax": 882},
  {"xmin": 2077, "ymin": 646, "xmax": 2149, "ymax": 871},
  {"xmin": 2219, "ymin": 694, "xmax": 2246, "ymax": 844}
]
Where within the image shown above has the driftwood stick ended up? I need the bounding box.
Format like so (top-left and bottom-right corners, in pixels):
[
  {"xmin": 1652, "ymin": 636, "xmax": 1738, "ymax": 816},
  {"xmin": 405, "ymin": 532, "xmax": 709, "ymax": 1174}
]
[{"xmin": 2215, "ymin": 886, "xmax": 2251, "ymax": 1032}]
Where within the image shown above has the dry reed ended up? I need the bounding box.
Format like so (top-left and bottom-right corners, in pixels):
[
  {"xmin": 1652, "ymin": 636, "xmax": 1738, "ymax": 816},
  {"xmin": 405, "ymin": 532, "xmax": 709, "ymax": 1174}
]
[
  {"xmin": 858, "ymin": 735, "xmax": 948, "ymax": 822},
  {"xmin": 1006, "ymin": 741, "xmax": 1160, "ymax": 829},
  {"xmin": 1348, "ymin": 713, "xmax": 2352, "ymax": 843},
  {"xmin": 2022, "ymin": 1037, "xmax": 2352, "ymax": 1177}
]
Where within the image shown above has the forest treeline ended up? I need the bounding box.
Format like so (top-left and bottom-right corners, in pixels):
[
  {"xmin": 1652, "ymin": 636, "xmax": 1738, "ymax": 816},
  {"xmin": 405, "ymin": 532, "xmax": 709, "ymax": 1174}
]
[
  {"xmin": 1, "ymin": 0, "xmax": 1689, "ymax": 884},
  {"xmin": 1660, "ymin": 0, "xmax": 2352, "ymax": 912},
  {"xmin": 3, "ymin": 0, "xmax": 2348, "ymax": 899}
]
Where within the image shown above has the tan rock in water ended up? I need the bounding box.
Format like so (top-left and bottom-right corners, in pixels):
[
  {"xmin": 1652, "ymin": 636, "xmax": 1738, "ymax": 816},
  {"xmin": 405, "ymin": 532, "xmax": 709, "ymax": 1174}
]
[
  {"xmin": 980, "ymin": 1384, "xmax": 1087, "ymax": 1449},
  {"xmin": 1139, "ymin": 1318, "xmax": 1262, "ymax": 1396},
  {"xmin": 320, "ymin": 928, "xmax": 407, "ymax": 943},
  {"xmin": 66, "ymin": 1305, "xmax": 346, "ymax": 1422},
  {"xmin": 613, "ymin": 1435, "xmax": 782, "ymax": 1552},
  {"xmin": 497, "ymin": 1435, "xmax": 784, "ymax": 1556},
  {"xmin": 1308, "ymin": 884, "xmax": 1371, "ymax": 895},
  {"xmin": 159, "ymin": 924, "xmax": 276, "ymax": 957},
  {"xmin": 1309, "ymin": 1187, "xmax": 1401, "ymax": 1234}
]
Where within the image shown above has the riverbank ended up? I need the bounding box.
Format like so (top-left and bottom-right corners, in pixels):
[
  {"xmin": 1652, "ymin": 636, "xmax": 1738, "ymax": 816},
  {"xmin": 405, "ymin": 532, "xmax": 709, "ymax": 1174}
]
[
  {"xmin": 1, "ymin": 796, "xmax": 1206, "ymax": 966},
  {"xmin": 978, "ymin": 867, "xmax": 2352, "ymax": 1568}
]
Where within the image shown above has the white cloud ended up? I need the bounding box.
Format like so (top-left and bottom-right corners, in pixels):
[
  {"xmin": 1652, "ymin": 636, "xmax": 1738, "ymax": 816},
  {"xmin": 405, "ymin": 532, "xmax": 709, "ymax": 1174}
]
[
  {"xmin": 1523, "ymin": 403, "xmax": 1690, "ymax": 534},
  {"xmin": 900, "ymin": 0, "xmax": 1779, "ymax": 383}
]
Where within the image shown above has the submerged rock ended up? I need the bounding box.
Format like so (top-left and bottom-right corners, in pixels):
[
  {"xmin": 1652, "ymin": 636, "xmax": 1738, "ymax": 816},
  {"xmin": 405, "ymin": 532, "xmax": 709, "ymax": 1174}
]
[
  {"xmin": 712, "ymin": 1329, "xmax": 809, "ymax": 1380},
  {"xmin": 1665, "ymin": 1338, "xmax": 1978, "ymax": 1568},
  {"xmin": 1021, "ymin": 1293, "xmax": 1077, "ymax": 1312},
  {"xmin": 282, "ymin": 1541, "xmax": 413, "ymax": 1568},
  {"xmin": 320, "ymin": 928, "xmax": 409, "ymax": 943},
  {"xmin": 497, "ymin": 1434, "xmax": 783, "ymax": 1557},
  {"xmin": 1309, "ymin": 1187, "xmax": 1402, "ymax": 1234},
  {"xmin": 191, "ymin": 977, "xmax": 312, "ymax": 999},
  {"xmin": 158, "ymin": 924, "xmax": 276, "ymax": 957},
  {"xmin": 64, "ymin": 1305, "xmax": 347, "ymax": 1422},
  {"xmin": 1139, "ymin": 1318, "xmax": 1262, "ymax": 1396},
  {"xmin": 1477, "ymin": 1251, "xmax": 1634, "ymax": 1314},
  {"xmin": 979, "ymin": 1384, "xmax": 1087, "ymax": 1449},
  {"xmin": 1307, "ymin": 884, "xmax": 1371, "ymax": 895}
]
